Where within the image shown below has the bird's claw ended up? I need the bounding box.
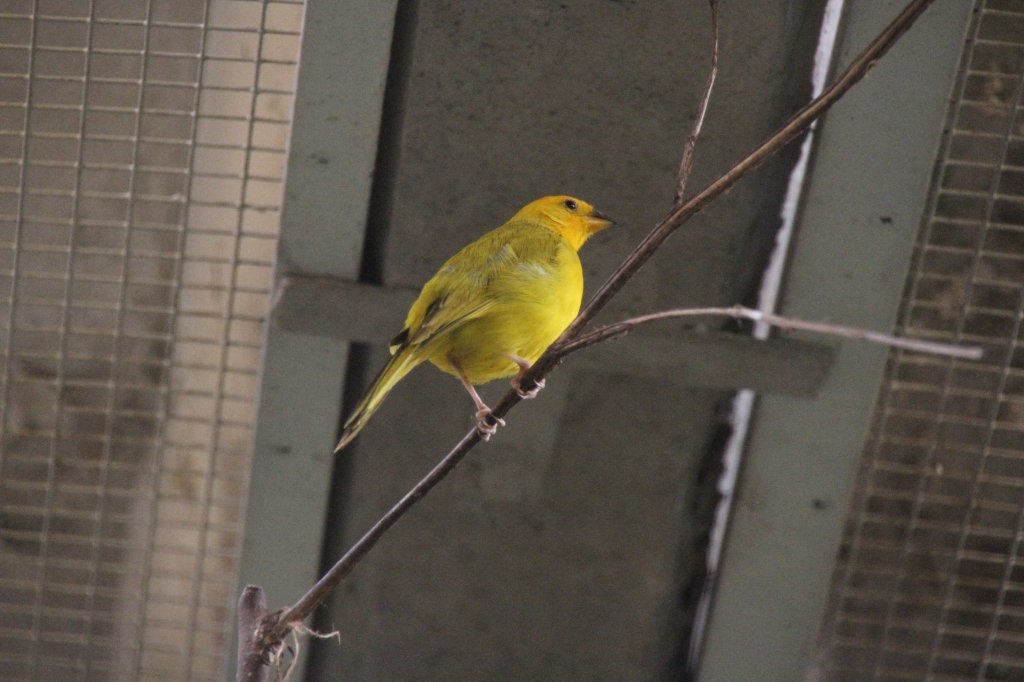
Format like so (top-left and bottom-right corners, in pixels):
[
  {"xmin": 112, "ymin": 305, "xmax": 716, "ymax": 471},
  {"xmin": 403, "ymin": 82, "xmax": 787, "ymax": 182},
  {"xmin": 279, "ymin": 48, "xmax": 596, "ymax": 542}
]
[
  {"xmin": 511, "ymin": 375, "xmax": 545, "ymax": 399},
  {"xmin": 475, "ymin": 408, "xmax": 505, "ymax": 441}
]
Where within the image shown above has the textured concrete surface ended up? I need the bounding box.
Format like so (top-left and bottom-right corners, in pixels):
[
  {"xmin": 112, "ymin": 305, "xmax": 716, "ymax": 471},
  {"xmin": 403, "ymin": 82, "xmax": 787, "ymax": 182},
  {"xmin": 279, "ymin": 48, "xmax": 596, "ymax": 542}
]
[{"xmin": 306, "ymin": 2, "xmax": 826, "ymax": 679}]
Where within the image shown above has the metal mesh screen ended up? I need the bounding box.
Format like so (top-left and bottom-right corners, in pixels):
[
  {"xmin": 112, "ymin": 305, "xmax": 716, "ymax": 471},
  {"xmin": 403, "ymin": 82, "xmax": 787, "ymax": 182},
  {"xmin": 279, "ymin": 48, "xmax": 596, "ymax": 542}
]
[
  {"xmin": 0, "ymin": 1, "xmax": 302, "ymax": 679},
  {"xmin": 813, "ymin": 1, "xmax": 1024, "ymax": 680}
]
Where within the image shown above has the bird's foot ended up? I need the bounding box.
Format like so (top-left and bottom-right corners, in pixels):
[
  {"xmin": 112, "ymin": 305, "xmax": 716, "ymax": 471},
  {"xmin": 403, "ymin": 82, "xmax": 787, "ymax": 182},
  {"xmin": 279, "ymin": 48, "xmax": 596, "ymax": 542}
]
[
  {"xmin": 511, "ymin": 374, "xmax": 545, "ymax": 399},
  {"xmin": 475, "ymin": 408, "xmax": 505, "ymax": 441},
  {"xmin": 508, "ymin": 354, "xmax": 544, "ymax": 399}
]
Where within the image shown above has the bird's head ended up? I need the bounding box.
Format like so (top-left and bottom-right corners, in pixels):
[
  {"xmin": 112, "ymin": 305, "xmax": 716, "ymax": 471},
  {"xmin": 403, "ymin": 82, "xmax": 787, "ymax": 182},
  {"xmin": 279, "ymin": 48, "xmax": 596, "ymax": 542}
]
[{"xmin": 514, "ymin": 195, "xmax": 615, "ymax": 250}]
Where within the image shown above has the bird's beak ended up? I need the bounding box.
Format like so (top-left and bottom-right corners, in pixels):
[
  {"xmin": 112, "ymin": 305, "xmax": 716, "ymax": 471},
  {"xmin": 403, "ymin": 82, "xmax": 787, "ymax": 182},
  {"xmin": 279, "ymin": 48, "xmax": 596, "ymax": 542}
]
[{"xmin": 587, "ymin": 208, "xmax": 616, "ymax": 232}]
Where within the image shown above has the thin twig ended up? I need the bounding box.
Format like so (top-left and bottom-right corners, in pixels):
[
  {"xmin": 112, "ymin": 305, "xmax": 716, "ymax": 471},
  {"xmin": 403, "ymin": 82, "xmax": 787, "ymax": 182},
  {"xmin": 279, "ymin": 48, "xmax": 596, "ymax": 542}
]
[
  {"xmin": 247, "ymin": 0, "xmax": 939, "ymax": 667},
  {"xmin": 534, "ymin": 0, "xmax": 937, "ymax": 369},
  {"xmin": 675, "ymin": 0, "xmax": 719, "ymax": 206},
  {"xmin": 551, "ymin": 306, "xmax": 986, "ymax": 361}
]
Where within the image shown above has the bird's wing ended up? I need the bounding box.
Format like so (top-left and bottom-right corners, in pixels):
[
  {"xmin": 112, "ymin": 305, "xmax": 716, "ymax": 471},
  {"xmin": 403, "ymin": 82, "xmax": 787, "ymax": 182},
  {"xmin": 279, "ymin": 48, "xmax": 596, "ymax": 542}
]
[
  {"xmin": 399, "ymin": 292, "xmax": 496, "ymax": 351},
  {"xmin": 390, "ymin": 224, "xmax": 558, "ymax": 354}
]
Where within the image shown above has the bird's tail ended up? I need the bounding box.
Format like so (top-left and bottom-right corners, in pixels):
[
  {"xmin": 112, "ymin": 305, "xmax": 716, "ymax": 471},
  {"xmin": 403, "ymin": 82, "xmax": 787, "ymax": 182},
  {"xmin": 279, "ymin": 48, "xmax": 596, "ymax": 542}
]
[{"xmin": 334, "ymin": 348, "xmax": 420, "ymax": 453}]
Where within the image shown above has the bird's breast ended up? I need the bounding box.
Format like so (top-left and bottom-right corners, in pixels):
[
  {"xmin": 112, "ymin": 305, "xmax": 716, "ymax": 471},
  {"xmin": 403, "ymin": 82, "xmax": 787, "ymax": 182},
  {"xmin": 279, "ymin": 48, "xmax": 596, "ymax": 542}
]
[{"xmin": 431, "ymin": 248, "xmax": 584, "ymax": 384}]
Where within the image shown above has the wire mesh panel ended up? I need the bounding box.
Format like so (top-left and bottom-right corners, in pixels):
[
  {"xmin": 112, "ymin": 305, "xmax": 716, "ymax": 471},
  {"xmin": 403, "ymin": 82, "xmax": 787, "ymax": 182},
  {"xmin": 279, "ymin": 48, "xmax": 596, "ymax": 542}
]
[
  {"xmin": 0, "ymin": 1, "xmax": 302, "ymax": 679},
  {"xmin": 813, "ymin": 1, "xmax": 1024, "ymax": 680}
]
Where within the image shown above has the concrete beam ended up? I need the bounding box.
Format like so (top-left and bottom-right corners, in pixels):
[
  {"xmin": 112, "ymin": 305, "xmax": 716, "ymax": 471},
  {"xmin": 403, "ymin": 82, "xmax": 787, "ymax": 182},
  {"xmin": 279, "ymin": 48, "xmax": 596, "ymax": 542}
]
[
  {"xmin": 229, "ymin": 3, "xmax": 399, "ymax": 680},
  {"xmin": 272, "ymin": 274, "xmax": 835, "ymax": 397}
]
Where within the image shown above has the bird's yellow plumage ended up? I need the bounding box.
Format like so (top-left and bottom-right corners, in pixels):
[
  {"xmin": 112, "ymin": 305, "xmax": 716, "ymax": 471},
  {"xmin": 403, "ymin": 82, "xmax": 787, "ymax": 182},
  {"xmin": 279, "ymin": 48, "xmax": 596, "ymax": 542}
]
[{"xmin": 334, "ymin": 195, "xmax": 613, "ymax": 452}]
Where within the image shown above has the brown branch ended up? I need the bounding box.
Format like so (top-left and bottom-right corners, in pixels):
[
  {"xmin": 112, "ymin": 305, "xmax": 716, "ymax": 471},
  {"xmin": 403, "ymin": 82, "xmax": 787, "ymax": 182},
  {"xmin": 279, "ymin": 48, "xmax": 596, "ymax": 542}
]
[
  {"xmin": 551, "ymin": 306, "xmax": 986, "ymax": 361},
  {"xmin": 273, "ymin": 430, "xmax": 483, "ymax": 627},
  {"xmin": 675, "ymin": 0, "xmax": 719, "ymax": 206},
  {"xmin": 245, "ymin": 0, "xmax": 938, "ymax": 670},
  {"xmin": 237, "ymin": 586, "xmax": 272, "ymax": 682}
]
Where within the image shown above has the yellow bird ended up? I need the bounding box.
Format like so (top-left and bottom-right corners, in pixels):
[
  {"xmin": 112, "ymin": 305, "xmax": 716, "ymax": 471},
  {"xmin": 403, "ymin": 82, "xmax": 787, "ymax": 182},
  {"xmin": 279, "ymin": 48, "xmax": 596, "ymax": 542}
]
[{"xmin": 334, "ymin": 195, "xmax": 614, "ymax": 452}]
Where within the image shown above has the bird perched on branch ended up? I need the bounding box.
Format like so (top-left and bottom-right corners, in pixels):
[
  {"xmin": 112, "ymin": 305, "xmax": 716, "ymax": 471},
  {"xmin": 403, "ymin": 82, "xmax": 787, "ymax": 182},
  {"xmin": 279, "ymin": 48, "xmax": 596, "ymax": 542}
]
[{"xmin": 334, "ymin": 195, "xmax": 614, "ymax": 452}]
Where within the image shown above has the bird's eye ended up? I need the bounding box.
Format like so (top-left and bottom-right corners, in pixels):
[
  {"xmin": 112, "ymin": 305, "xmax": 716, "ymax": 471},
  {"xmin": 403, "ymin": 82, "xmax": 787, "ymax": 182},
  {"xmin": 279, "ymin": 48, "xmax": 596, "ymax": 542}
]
[{"xmin": 563, "ymin": 199, "xmax": 577, "ymax": 211}]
